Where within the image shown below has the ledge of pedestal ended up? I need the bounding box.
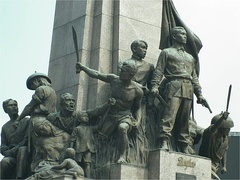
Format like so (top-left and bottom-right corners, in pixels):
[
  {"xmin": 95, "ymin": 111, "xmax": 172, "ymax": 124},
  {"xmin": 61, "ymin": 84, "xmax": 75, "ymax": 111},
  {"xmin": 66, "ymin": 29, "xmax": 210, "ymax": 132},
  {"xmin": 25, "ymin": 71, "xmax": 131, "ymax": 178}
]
[{"xmin": 110, "ymin": 163, "xmax": 148, "ymax": 180}]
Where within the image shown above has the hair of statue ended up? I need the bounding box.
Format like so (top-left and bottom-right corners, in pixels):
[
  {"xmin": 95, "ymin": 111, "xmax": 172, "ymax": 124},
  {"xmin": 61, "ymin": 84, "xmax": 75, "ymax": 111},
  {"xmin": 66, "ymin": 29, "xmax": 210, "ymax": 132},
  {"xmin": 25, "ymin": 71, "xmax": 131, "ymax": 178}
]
[
  {"xmin": 60, "ymin": 93, "xmax": 75, "ymax": 105},
  {"xmin": 33, "ymin": 120, "xmax": 64, "ymax": 137},
  {"xmin": 66, "ymin": 148, "xmax": 76, "ymax": 158},
  {"xmin": 121, "ymin": 61, "xmax": 137, "ymax": 75},
  {"xmin": 130, "ymin": 40, "xmax": 148, "ymax": 52},
  {"xmin": 170, "ymin": 26, "xmax": 186, "ymax": 38}
]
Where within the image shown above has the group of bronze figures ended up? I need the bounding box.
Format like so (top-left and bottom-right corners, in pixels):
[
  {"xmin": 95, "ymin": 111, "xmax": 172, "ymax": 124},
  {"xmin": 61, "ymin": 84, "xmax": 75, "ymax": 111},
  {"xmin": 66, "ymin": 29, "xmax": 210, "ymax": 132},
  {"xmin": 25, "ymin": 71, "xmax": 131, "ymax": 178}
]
[{"xmin": 1, "ymin": 27, "xmax": 234, "ymax": 179}]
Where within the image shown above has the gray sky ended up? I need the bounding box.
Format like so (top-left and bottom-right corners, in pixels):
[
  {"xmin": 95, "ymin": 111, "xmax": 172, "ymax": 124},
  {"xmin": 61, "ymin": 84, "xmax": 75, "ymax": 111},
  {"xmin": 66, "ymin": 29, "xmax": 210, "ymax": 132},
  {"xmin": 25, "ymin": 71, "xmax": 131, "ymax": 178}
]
[{"xmin": 0, "ymin": 0, "xmax": 239, "ymax": 138}]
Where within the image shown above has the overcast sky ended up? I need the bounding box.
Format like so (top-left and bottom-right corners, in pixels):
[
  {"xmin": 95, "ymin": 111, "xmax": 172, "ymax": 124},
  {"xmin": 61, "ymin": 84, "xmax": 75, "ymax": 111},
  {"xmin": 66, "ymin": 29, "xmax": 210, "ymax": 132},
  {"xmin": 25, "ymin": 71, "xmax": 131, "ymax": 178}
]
[{"xmin": 0, "ymin": 0, "xmax": 239, "ymax": 138}]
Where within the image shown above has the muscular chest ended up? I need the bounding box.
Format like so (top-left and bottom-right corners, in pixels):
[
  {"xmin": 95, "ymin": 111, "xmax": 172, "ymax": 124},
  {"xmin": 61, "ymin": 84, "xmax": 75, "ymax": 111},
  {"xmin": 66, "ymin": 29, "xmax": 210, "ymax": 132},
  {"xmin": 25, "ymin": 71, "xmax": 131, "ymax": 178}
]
[{"xmin": 111, "ymin": 84, "xmax": 136, "ymax": 102}]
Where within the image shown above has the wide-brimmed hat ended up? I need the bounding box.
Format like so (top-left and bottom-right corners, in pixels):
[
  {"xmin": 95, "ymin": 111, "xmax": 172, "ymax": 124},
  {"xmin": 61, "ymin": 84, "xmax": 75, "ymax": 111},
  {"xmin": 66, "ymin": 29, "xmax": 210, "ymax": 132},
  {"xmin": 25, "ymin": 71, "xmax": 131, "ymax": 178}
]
[
  {"xmin": 26, "ymin": 72, "xmax": 51, "ymax": 90},
  {"xmin": 211, "ymin": 113, "xmax": 234, "ymax": 128}
]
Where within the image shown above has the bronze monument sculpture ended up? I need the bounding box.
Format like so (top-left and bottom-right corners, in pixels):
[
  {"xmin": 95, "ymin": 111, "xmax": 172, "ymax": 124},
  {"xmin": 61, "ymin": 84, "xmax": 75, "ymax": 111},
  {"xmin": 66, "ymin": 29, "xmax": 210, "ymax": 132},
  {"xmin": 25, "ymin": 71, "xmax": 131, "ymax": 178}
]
[
  {"xmin": 1, "ymin": 37, "xmax": 235, "ymax": 180},
  {"xmin": 151, "ymin": 26, "xmax": 207, "ymax": 154},
  {"xmin": 119, "ymin": 40, "xmax": 157, "ymax": 149},
  {"xmin": 76, "ymin": 61, "xmax": 143, "ymax": 164},
  {"xmin": 1, "ymin": 1, "xmax": 236, "ymax": 178},
  {"xmin": 199, "ymin": 111, "xmax": 234, "ymax": 179},
  {"xmin": 0, "ymin": 99, "xmax": 30, "ymax": 179},
  {"xmin": 199, "ymin": 85, "xmax": 234, "ymax": 179},
  {"xmin": 47, "ymin": 92, "xmax": 115, "ymax": 178},
  {"xmin": 15, "ymin": 72, "xmax": 58, "ymax": 171},
  {"xmin": 16, "ymin": 72, "xmax": 57, "ymax": 123},
  {"xmin": 50, "ymin": 148, "xmax": 85, "ymax": 179}
]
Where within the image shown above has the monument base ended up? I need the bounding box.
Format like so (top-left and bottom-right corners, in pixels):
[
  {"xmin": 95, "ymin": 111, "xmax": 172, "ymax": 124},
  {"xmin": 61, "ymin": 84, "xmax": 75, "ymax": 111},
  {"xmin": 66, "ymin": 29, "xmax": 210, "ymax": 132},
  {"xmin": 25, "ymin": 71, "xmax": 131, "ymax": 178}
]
[
  {"xmin": 110, "ymin": 163, "xmax": 148, "ymax": 180},
  {"xmin": 94, "ymin": 150, "xmax": 211, "ymax": 179},
  {"xmin": 148, "ymin": 149, "xmax": 211, "ymax": 180}
]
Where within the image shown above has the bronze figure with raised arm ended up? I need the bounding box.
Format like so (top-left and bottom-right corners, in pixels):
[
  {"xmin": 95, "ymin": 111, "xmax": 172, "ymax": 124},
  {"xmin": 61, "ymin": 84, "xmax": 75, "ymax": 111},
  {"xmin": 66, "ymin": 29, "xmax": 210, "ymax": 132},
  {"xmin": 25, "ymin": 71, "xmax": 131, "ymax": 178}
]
[
  {"xmin": 199, "ymin": 111, "xmax": 234, "ymax": 179},
  {"xmin": 76, "ymin": 61, "xmax": 143, "ymax": 163}
]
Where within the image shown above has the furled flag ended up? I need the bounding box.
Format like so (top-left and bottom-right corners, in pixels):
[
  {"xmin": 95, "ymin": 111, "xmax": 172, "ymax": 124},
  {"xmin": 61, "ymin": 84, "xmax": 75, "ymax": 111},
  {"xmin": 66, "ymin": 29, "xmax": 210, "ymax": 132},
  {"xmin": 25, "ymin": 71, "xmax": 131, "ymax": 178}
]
[{"xmin": 160, "ymin": 0, "xmax": 203, "ymax": 76}]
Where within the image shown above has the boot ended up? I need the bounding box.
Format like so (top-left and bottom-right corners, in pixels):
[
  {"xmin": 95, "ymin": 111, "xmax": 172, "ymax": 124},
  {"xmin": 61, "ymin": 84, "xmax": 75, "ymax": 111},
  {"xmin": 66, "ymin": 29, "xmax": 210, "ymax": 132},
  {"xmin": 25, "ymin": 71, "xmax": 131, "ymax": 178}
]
[
  {"xmin": 179, "ymin": 144, "xmax": 194, "ymax": 154},
  {"xmin": 159, "ymin": 139, "xmax": 169, "ymax": 151}
]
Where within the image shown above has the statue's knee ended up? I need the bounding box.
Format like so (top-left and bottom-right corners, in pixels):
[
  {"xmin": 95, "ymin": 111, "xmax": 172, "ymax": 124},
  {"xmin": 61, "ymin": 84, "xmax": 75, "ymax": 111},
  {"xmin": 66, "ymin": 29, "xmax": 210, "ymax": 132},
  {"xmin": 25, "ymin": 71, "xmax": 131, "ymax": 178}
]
[
  {"xmin": 1, "ymin": 157, "xmax": 16, "ymax": 168},
  {"xmin": 118, "ymin": 123, "xmax": 129, "ymax": 134},
  {"xmin": 18, "ymin": 146, "xmax": 27, "ymax": 155},
  {"xmin": 17, "ymin": 146, "xmax": 29, "ymax": 162}
]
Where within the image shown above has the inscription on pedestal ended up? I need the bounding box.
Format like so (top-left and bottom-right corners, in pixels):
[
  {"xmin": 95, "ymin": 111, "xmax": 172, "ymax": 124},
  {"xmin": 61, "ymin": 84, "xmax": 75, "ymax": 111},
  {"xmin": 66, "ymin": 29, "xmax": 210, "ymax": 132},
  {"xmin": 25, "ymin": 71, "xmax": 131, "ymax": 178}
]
[
  {"xmin": 148, "ymin": 150, "xmax": 211, "ymax": 180},
  {"xmin": 177, "ymin": 157, "xmax": 196, "ymax": 169},
  {"xmin": 176, "ymin": 173, "xmax": 196, "ymax": 180}
]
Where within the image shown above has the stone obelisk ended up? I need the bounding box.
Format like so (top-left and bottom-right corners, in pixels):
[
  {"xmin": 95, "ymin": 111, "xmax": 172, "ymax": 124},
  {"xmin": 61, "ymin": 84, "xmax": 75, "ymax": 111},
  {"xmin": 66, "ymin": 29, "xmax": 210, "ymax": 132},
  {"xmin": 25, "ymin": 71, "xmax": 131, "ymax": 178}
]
[{"xmin": 48, "ymin": 0, "xmax": 162, "ymax": 110}]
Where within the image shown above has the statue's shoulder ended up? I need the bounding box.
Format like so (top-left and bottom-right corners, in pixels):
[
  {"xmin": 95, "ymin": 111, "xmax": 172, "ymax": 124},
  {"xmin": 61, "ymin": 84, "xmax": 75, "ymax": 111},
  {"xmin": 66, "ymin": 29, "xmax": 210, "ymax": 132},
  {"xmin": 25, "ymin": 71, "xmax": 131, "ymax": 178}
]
[
  {"xmin": 162, "ymin": 47, "xmax": 172, "ymax": 51},
  {"xmin": 19, "ymin": 117, "xmax": 30, "ymax": 126},
  {"xmin": 1, "ymin": 120, "xmax": 11, "ymax": 130},
  {"xmin": 35, "ymin": 85, "xmax": 55, "ymax": 95},
  {"xmin": 159, "ymin": 48, "xmax": 172, "ymax": 56}
]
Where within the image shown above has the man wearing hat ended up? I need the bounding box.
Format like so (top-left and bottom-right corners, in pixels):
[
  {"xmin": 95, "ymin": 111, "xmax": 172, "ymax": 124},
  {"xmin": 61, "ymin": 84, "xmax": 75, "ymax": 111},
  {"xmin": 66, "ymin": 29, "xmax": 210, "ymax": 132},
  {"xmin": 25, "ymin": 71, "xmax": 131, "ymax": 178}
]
[
  {"xmin": 199, "ymin": 111, "xmax": 234, "ymax": 179},
  {"xmin": 16, "ymin": 72, "xmax": 57, "ymax": 171},
  {"xmin": 17, "ymin": 72, "xmax": 57, "ymax": 121}
]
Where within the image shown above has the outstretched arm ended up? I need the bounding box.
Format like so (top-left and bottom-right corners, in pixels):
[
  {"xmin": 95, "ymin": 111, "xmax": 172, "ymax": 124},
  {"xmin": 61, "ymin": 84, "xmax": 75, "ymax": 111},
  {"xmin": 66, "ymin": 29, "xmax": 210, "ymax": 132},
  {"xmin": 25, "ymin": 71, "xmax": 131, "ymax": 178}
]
[
  {"xmin": 87, "ymin": 98, "xmax": 116, "ymax": 119},
  {"xmin": 17, "ymin": 99, "xmax": 37, "ymax": 121},
  {"xmin": 51, "ymin": 160, "xmax": 68, "ymax": 170},
  {"xmin": 76, "ymin": 62, "xmax": 116, "ymax": 83}
]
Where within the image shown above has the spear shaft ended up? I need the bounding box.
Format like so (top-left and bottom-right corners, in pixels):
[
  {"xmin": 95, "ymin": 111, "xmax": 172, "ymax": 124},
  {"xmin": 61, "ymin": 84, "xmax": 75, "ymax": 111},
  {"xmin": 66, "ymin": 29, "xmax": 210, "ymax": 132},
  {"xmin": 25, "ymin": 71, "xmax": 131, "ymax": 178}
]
[{"xmin": 226, "ymin": 84, "xmax": 232, "ymax": 112}]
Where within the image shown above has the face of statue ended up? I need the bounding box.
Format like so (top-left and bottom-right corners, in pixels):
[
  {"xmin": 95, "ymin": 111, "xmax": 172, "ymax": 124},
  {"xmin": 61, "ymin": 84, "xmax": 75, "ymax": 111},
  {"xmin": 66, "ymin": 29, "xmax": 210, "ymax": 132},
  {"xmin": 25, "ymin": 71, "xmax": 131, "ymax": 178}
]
[
  {"xmin": 6, "ymin": 100, "xmax": 18, "ymax": 116},
  {"xmin": 173, "ymin": 29, "xmax": 187, "ymax": 44},
  {"xmin": 62, "ymin": 94, "xmax": 76, "ymax": 112},
  {"xmin": 133, "ymin": 42, "xmax": 147, "ymax": 59},
  {"xmin": 119, "ymin": 67, "xmax": 132, "ymax": 81},
  {"xmin": 31, "ymin": 78, "xmax": 41, "ymax": 90}
]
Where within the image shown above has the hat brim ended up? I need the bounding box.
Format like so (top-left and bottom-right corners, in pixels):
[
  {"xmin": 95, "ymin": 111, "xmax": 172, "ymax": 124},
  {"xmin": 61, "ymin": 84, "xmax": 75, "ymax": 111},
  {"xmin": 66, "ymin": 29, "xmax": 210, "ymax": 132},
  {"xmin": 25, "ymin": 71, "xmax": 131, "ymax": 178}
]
[{"xmin": 26, "ymin": 73, "xmax": 51, "ymax": 90}]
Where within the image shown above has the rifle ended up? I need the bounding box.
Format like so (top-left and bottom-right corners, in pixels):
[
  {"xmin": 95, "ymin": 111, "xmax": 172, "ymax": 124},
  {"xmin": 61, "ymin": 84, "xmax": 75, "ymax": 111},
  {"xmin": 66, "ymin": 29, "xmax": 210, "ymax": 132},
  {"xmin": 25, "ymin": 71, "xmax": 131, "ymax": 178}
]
[
  {"xmin": 197, "ymin": 98, "xmax": 212, "ymax": 113},
  {"xmin": 155, "ymin": 93, "xmax": 170, "ymax": 109},
  {"xmin": 137, "ymin": 84, "xmax": 170, "ymax": 109}
]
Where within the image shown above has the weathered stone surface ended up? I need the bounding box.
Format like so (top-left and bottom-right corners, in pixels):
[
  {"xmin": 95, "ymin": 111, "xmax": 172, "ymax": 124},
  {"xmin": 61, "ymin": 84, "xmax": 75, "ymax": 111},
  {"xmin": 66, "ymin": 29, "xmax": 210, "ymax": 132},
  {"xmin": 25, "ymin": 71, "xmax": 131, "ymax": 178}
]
[
  {"xmin": 148, "ymin": 150, "xmax": 211, "ymax": 180},
  {"xmin": 49, "ymin": 0, "xmax": 162, "ymax": 110},
  {"xmin": 110, "ymin": 163, "xmax": 148, "ymax": 180}
]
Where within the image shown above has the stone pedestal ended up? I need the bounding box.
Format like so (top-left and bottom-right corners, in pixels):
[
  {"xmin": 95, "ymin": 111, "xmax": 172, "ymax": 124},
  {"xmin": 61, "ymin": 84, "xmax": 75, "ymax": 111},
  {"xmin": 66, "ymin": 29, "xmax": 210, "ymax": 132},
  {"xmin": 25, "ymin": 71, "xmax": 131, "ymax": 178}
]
[
  {"xmin": 148, "ymin": 150, "xmax": 211, "ymax": 180},
  {"xmin": 107, "ymin": 150, "xmax": 211, "ymax": 180},
  {"xmin": 110, "ymin": 163, "xmax": 148, "ymax": 180}
]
